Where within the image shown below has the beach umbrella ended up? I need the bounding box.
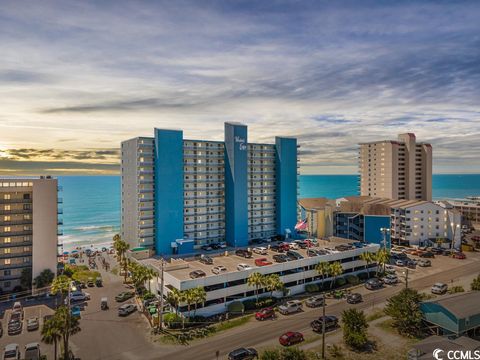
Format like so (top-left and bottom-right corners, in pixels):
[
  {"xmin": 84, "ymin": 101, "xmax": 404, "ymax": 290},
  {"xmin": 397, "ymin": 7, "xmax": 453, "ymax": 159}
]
[
  {"xmin": 71, "ymin": 250, "xmax": 79, "ymax": 253},
  {"xmin": 63, "ymin": 251, "xmax": 69, "ymax": 255}
]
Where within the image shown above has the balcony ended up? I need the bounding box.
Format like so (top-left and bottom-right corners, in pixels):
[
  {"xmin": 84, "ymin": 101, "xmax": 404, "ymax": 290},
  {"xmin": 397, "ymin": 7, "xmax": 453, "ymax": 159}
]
[
  {"xmin": 58, "ymin": 208, "xmax": 63, "ymax": 215},
  {"xmin": 0, "ymin": 230, "xmax": 33, "ymax": 237},
  {"xmin": 57, "ymin": 197, "xmax": 63, "ymax": 204},
  {"xmin": 0, "ymin": 251, "xmax": 32, "ymax": 259},
  {"xmin": 0, "ymin": 198, "xmax": 32, "ymax": 204},
  {"xmin": 0, "ymin": 219, "xmax": 32, "ymax": 226},
  {"xmin": 57, "ymin": 230, "xmax": 64, "ymax": 236},
  {"xmin": 0, "ymin": 260, "xmax": 32, "ymax": 270}
]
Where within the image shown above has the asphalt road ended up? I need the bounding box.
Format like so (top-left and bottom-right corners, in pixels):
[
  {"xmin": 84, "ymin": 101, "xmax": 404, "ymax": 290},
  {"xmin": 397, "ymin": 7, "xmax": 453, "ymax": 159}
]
[{"xmin": 158, "ymin": 259, "xmax": 480, "ymax": 360}]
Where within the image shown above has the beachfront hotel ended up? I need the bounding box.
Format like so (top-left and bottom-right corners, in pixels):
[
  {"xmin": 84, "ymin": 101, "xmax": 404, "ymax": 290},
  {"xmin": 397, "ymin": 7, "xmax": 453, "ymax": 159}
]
[
  {"xmin": 0, "ymin": 176, "xmax": 60, "ymax": 293},
  {"xmin": 121, "ymin": 122, "xmax": 298, "ymax": 255},
  {"xmin": 359, "ymin": 133, "xmax": 432, "ymax": 201}
]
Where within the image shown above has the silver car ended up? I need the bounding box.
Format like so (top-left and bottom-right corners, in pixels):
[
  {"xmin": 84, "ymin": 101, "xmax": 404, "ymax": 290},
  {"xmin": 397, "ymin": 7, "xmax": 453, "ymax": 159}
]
[
  {"xmin": 118, "ymin": 304, "xmax": 137, "ymax": 316},
  {"xmin": 212, "ymin": 265, "xmax": 227, "ymax": 275}
]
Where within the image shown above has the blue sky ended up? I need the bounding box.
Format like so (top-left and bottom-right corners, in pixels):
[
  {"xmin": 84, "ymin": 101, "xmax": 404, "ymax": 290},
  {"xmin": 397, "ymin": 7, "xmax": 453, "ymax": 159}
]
[{"xmin": 0, "ymin": 0, "xmax": 479, "ymax": 175}]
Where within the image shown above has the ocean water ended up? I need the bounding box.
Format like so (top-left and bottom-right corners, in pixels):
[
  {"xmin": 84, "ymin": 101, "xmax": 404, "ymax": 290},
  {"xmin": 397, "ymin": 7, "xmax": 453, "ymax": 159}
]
[{"xmin": 58, "ymin": 174, "xmax": 480, "ymax": 249}]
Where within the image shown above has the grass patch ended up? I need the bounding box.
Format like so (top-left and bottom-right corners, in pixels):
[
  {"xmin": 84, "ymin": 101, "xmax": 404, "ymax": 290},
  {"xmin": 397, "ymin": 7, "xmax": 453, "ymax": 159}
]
[
  {"xmin": 111, "ymin": 266, "xmax": 119, "ymax": 275},
  {"xmin": 214, "ymin": 315, "xmax": 252, "ymax": 332},
  {"xmin": 366, "ymin": 309, "xmax": 385, "ymax": 322},
  {"xmin": 376, "ymin": 318, "xmax": 398, "ymax": 335}
]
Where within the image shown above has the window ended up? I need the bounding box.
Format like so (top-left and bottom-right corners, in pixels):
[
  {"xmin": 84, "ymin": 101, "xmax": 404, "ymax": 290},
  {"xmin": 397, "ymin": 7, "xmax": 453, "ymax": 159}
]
[
  {"xmin": 4, "ymin": 270, "xmax": 11, "ymax": 276},
  {"xmin": 4, "ymin": 226, "xmax": 11, "ymax": 233},
  {"xmin": 4, "ymin": 237, "xmax": 11, "ymax": 243},
  {"xmin": 4, "ymin": 248, "xmax": 10, "ymax": 254},
  {"xmin": 3, "ymin": 194, "xmax": 11, "ymax": 200},
  {"xmin": 4, "ymin": 259, "xmax": 11, "ymax": 265}
]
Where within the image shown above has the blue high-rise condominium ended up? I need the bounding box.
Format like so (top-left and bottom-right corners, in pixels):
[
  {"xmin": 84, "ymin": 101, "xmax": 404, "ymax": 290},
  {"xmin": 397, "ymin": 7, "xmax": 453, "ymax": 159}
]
[{"xmin": 121, "ymin": 122, "xmax": 298, "ymax": 255}]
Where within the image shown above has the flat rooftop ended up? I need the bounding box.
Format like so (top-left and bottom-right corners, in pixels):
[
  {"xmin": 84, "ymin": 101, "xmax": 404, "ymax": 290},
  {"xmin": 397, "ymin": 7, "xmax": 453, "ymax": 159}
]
[{"xmin": 142, "ymin": 238, "xmax": 376, "ymax": 281}]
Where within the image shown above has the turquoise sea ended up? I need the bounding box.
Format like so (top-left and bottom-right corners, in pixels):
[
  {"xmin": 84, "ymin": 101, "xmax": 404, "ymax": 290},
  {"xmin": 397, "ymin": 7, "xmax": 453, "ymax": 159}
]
[{"xmin": 58, "ymin": 174, "xmax": 480, "ymax": 249}]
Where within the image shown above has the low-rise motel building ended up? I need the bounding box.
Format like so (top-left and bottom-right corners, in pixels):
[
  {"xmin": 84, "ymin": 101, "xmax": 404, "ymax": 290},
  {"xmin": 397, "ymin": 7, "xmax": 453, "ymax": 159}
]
[
  {"xmin": 138, "ymin": 237, "xmax": 379, "ymax": 316},
  {"xmin": 299, "ymin": 196, "xmax": 462, "ymax": 249}
]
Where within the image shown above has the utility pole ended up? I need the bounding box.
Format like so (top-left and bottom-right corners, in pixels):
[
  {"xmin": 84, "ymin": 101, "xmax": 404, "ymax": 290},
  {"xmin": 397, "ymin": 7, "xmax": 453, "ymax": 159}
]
[
  {"xmin": 321, "ymin": 291, "xmax": 326, "ymax": 359},
  {"xmin": 404, "ymin": 268, "xmax": 409, "ymax": 289},
  {"xmin": 158, "ymin": 259, "xmax": 165, "ymax": 331}
]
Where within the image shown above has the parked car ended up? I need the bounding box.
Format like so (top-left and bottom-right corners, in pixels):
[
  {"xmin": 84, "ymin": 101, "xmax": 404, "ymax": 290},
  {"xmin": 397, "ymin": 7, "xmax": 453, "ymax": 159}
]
[
  {"xmin": 26, "ymin": 318, "xmax": 39, "ymax": 332},
  {"xmin": 237, "ymin": 264, "xmax": 253, "ymax": 271},
  {"xmin": 310, "ymin": 316, "xmax": 339, "ymax": 333},
  {"xmin": 307, "ymin": 249, "xmax": 320, "ymax": 257},
  {"xmin": 254, "ymin": 258, "xmax": 273, "ymax": 267},
  {"xmin": 346, "ymin": 293, "xmax": 363, "ymax": 304},
  {"xmin": 95, "ymin": 277, "xmax": 103, "ymax": 287},
  {"xmin": 418, "ymin": 259, "xmax": 431, "ymax": 267},
  {"xmin": 24, "ymin": 343, "xmax": 40, "ymax": 360},
  {"xmin": 189, "ymin": 270, "xmax": 207, "ymax": 279},
  {"xmin": 71, "ymin": 306, "xmax": 81, "ymax": 318},
  {"xmin": 227, "ymin": 347, "xmax": 258, "ymax": 360},
  {"xmin": 406, "ymin": 260, "xmax": 417, "ymax": 269},
  {"xmin": 442, "ymin": 250, "xmax": 452, "ymax": 256},
  {"xmin": 431, "ymin": 248, "xmax": 443, "ymax": 255},
  {"xmin": 452, "ymin": 252, "xmax": 466, "ymax": 259},
  {"xmin": 383, "ymin": 274, "xmax": 398, "ymax": 285},
  {"xmin": 395, "ymin": 259, "xmax": 406, "ymax": 267},
  {"xmin": 11, "ymin": 303, "xmax": 22, "ymax": 318},
  {"xmin": 293, "ymin": 240, "xmax": 308, "ymax": 249},
  {"xmin": 365, "ymin": 278, "xmax": 383, "ymax": 290},
  {"xmin": 118, "ymin": 304, "xmax": 137, "ymax": 316},
  {"xmin": 212, "ymin": 265, "xmax": 227, "ymax": 275},
  {"xmin": 255, "ymin": 307, "xmax": 275, "ymax": 321},
  {"xmin": 270, "ymin": 245, "xmax": 284, "ymax": 253},
  {"xmin": 250, "ymin": 239, "xmax": 265, "ymax": 245},
  {"xmin": 288, "ymin": 242, "xmax": 299, "ymax": 250},
  {"xmin": 235, "ymin": 249, "xmax": 253, "ymax": 258},
  {"xmin": 69, "ymin": 291, "xmax": 87, "ymax": 302},
  {"xmin": 3, "ymin": 343, "xmax": 20, "ymax": 360},
  {"xmin": 87, "ymin": 278, "xmax": 95, "ymax": 287},
  {"xmin": 385, "ymin": 265, "xmax": 396, "ymax": 274},
  {"xmin": 278, "ymin": 243, "xmax": 291, "ymax": 252},
  {"xmin": 419, "ymin": 251, "xmax": 435, "ymax": 258},
  {"xmin": 286, "ymin": 250, "xmax": 303, "ymax": 260},
  {"xmin": 273, "ymin": 254, "xmax": 289, "ymax": 263},
  {"xmin": 200, "ymin": 245, "xmax": 213, "ymax": 251},
  {"xmin": 278, "ymin": 300, "xmax": 302, "ymax": 315},
  {"xmin": 7, "ymin": 320, "xmax": 22, "ymax": 336},
  {"xmin": 199, "ymin": 255, "xmax": 214, "ymax": 265},
  {"xmin": 305, "ymin": 295, "xmax": 324, "ymax": 308},
  {"xmin": 115, "ymin": 291, "xmax": 135, "ymax": 302},
  {"xmin": 431, "ymin": 282, "xmax": 448, "ymax": 295},
  {"xmin": 279, "ymin": 331, "xmax": 304, "ymax": 346},
  {"xmin": 252, "ymin": 247, "xmax": 268, "ymax": 255}
]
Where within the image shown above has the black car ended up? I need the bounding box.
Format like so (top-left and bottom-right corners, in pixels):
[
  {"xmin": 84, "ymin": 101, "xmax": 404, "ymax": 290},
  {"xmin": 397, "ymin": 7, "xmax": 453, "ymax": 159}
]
[
  {"xmin": 273, "ymin": 254, "xmax": 289, "ymax": 263},
  {"xmin": 228, "ymin": 347, "xmax": 258, "ymax": 360},
  {"xmin": 200, "ymin": 245, "xmax": 213, "ymax": 251},
  {"xmin": 295, "ymin": 241, "xmax": 308, "ymax": 249},
  {"xmin": 270, "ymin": 245, "xmax": 284, "ymax": 253},
  {"xmin": 235, "ymin": 249, "xmax": 253, "ymax": 258},
  {"xmin": 286, "ymin": 250, "xmax": 304, "ymax": 260},
  {"xmin": 419, "ymin": 251, "xmax": 435, "ymax": 258},
  {"xmin": 431, "ymin": 248, "xmax": 443, "ymax": 255},
  {"xmin": 307, "ymin": 249, "xmax": 319, "ymax": 257},
  {"xmin": 189, "ymin": 270, "xmax": 206, "ymax": 279},
  {"xmin": 442, "ymin": 250, "xmax": 452, "ymax": 256},
  {"xmin": 250, "ymin": 239, "xmax": 265, "ymax": 245},
  {"xmin": 210, "ymin": 243, "xmax": 221, "ymax": 250},
  {"xmin": 311, "ymin": 316, "xmax": 339, "ymax": 333},
  {"xmin": 8, "ymin": 319, "xmax": 22, "ymax": 335},
  {"xmin": 346, "ymin": 293, "xmax": 363, "ymax": 304},
  {"xmin": 199, "ymin": 255, "xmax": 214, "ymax": 265},
  {"xmin": 365, "ymin": 278, "xmax": 383, "ymax": 290}
]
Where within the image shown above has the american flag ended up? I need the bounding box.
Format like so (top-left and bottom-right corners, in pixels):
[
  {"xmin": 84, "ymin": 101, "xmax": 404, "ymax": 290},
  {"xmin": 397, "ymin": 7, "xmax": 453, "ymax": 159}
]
[{"xmin": 295, "ymin": 218, "xmax": 308, "ymax": 231}]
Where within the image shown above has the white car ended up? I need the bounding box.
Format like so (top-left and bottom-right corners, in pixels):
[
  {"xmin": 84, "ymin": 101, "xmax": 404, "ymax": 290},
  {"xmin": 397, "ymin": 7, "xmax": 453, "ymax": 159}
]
[
  {"xmin": 24, "ymin": 343, "xmax": 40, "ymax": 360},
  {"xmin": 118, "ymin": 304, "xmax": 137, "ymax": 316},
  {"xmin": 237, "ymin": 264, "xmax": 253, "ymax": 271},
  {"xmin": 69, "ymin": 291, "xmax": 86, "ymax": 302},
  {"xmin": 253, "ymin": 247, "xmax": 268, "ymax": 255},
  {"xmin": 288, "ymin": 243, "xmax": 299, "ymax": 250},
  {"xmin": 383, "ymin": 274, "xmax": 398, "ymax": 285},
  {"xmin": 278, "ymin": 300, "xmax": 302, "ymax": 315},
  {"xmin": 431, "ymin": 283, "xmax": 448, "ymax": 295},
  {"xmin": 3, "ymin": 343, "xmax": 20, "ymax": 360},
  {"xmin": 211, "ymin": 265, "xmax": 227, "ymax": 275}
]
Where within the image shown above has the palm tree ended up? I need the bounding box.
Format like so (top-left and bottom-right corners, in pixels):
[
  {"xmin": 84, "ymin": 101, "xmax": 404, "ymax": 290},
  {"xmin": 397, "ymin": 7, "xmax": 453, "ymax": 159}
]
[
  {"xmin": 113, "ymin": 239, "xmax": 130, "ymax": 283},
  {"xmin": 145, "ymin": 267, "xmax": 158, "ymax": 293},
  {"xmin": 41, "ymin": 317, "xmax": 62, "ymax": 360},
  {"xmin": 329, "ymin": 262, "xmax": 344, "ymax": 289},
  {"xmin": 182, "ymin": 288, "xmax": 196, "ymax": 323},
  {"xmin": 55, "ymin": 305, "xmax": 81, "ymax": 360},
  {"xmin": 192, "ymin": 287, "xmax": 207, "ymax": 317},
  {"xmin": 166, "ymin": 288, "xmax": 182, "ymax": 315},
  {"xmin": 51, "ymin": 275, "xmax": 71, "ymax": 305},
  {"xmin": 264, "ymin": 274, "xmax": 284, "ymax": 296},
  {"xmin": 315, "ymin": 262, "xmax": 331, "ymax": 290},
  {"xmin": 247, "ymin": 272, "xmax": 265, "ymax": 304},
  {"xmin": 375, "ymin": 248, "xmax": 390, "ymax": 275},
  {"xmin": 360, "ymin": 252, "xmax": 374, "ymax": 279}
]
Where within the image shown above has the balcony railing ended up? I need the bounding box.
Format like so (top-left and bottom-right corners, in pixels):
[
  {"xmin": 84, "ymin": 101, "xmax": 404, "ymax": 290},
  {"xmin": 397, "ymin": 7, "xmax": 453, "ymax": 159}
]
[
  {"xmin": 0, "ymin": 230, "xmax": 33, "ymax": 237},
  {"xmin": 0, "ymin": 198, "xmax": 32, "ymax": 204}
]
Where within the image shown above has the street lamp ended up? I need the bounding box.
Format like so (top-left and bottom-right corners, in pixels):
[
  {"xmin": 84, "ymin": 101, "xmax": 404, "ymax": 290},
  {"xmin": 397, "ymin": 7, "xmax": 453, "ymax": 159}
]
[
  {"xmin": 450, "ymin": 222, "xmax": 460, "ymax": 251},
  {"xmin": 402, "ymin": 269, "xmax": 409, "ymax": 289},
  {"xmin": 380, "ymin": 227, "xmax": 389, "ymax": 250}
]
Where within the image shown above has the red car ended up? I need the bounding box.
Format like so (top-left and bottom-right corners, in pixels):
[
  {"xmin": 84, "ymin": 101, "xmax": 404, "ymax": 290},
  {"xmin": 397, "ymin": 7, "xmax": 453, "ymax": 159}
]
[
  {"xmin": 279, "ymin": 331, "xmax": 304, "ymax": 346},
  {"xmin": 303, "ymin": 239, "xmax": 314, "ymax": 247},
  {"xmin": 278, "ymin": 243, "xmax": 291, "ymax": 252},
  {"xmin": 452, "ymin": 252, "xmax": 466, "ymax": 259},
  {"xmin": 255, "ymin": 258, "xmax": 273, "ymax": 266},
  {"xmin": 255, "ymin": 307, "xmax": 275, "ymax": 321}
]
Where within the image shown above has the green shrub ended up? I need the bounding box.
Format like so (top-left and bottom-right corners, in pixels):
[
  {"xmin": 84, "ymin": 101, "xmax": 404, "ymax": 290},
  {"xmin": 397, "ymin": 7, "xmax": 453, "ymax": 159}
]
[
  {"xmin": 228, "ymin": 301, "xmax": 244, "ymax": 314},
  {"xmin": 346, "ymin": 275, "xmax": 360, "ymax": 285},
  {"xmin": 336, "ymin": 277, "xmax": 347, "ymax": 287},
  {"xmin": 305, "ymin": 283, "xmax": 319, "ymax": 293},
  {"xmin": 448, "ymin": 286, "xmax": 465, "ymax": 294},
  {"xmin": 357, "ymin": 272, "xmax": 369, "ymax": 280},
  {"xmin": 164, "ymin": 313, "xmax": 183, "ymax": 329},
  {"xmin": 142, "ymin": 292, "xmax": 155, "ymax": 301}
]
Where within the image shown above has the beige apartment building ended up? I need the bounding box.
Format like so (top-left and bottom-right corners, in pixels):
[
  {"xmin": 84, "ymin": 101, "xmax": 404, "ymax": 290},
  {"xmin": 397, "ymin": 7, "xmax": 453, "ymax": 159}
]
[
  {"xmin": 359, "ymin": 133, "xmax": 432, "ymax": 201},
  {"xmin": 0, "ymin": 177, "xmax": 59, "ymax": 293}
]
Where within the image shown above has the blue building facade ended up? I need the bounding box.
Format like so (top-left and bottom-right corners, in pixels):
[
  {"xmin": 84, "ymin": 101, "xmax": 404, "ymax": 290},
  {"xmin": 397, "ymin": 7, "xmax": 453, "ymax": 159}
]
[
  {"xmin": 364, "ymin": 215, "xmax": 391, "ymax": 248},
  {"xmin": 224, "ymin": 123, "xmax": 249, "ymax": 248},
  {"xmin": 275, "ymin": 137, "xmax": 298, "ymax": 237},
  {"xmin": 154, "ymin": 129, "xmax": 185, "ymax": 255},
  {"xmin": 334, "ymin": 212, "xmax": 391, "ymax": 249}
]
